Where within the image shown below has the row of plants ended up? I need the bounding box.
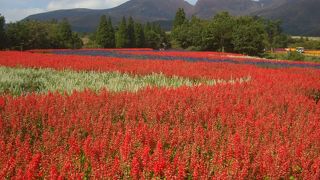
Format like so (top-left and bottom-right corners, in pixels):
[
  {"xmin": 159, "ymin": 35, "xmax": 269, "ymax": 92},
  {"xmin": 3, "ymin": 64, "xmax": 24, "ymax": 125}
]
[
  {"xmin": 0, "ymin": 51, "xmax": 252, "ymax": 80},
  {"xmin": 0, "ymin": 66, "xmax": 249, "ymax": 96}
]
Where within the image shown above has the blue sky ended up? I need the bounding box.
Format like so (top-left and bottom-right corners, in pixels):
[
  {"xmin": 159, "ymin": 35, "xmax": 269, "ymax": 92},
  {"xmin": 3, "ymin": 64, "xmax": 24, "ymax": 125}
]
[{"xmin": 0, "ymin": 0, "xmax": 198, "ymax": 22}]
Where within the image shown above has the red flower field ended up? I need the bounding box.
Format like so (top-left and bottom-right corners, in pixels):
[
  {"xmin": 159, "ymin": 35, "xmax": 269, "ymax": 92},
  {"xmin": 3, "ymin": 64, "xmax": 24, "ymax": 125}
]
[{"xmin": 0, "ymin": 50, "xmax": 319, "ymax": 179}]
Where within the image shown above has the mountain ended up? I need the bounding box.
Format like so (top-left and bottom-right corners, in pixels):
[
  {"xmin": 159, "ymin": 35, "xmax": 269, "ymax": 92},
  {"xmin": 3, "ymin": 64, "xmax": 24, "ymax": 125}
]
[
  {"xmin": 254, "ymin": 0, "xmax": 320, "ymax": 36},
  {"xmin": 25, "ymin": 0, "xmax": 193, "ymax": 32},
  {"xmin": 25, "ymin": 0, "xmax": 319, "ymax": 36},
  {"xmin": 193, "ymin": 0, "xmax": 290, "ymax": 17},
  {"xmin": 25, "ymin": 8, "xmax": 105, "ymax": 32},
  {"xmin": 193, "ymin": 0, "xmax": 263, "ymax": 18},
  {"xmin": 106, "ymin": 0, "xmax": 193, "ymax": 21},
  {"xmin": 192, "ymin": 0, "xmax": 320, "ymax": 36}
]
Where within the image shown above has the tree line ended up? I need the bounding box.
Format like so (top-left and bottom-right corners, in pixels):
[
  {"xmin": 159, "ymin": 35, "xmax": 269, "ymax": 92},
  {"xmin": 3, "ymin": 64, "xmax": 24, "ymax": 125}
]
[
  {"xmin": 0, "ymin": 14, "xmax": 168, "ymax": 50},
  {"xmin": 89, "ymin": 16, "xmax": 168, "ymax": 49},
  {"xmin": 288, "ymin": 37, "xmax": 320, "ymax": 50},
  {"xmin": 0, "ymin": 15, "xmax": 82, "ymax": 50},
  {"xmin": 0, "ymin": 10, "xmax": 310, "ymax": 56},
  {"xmin": 171, "ymin": 9, "xmax": 289, "ymax": 56}
]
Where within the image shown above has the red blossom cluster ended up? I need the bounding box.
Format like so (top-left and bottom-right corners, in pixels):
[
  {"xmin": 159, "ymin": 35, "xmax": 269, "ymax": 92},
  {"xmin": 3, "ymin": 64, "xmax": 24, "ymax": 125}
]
[
  {"xmin": 0, "ymin": 51, "xmax": 253, "ymax": 80},
  {"xmin": 0, "ymin": 50, "xmax": 320, "ymax": 179},
  {"xmin": 28, "ymin": 48, "xmax": 154, "ymax": 53}
]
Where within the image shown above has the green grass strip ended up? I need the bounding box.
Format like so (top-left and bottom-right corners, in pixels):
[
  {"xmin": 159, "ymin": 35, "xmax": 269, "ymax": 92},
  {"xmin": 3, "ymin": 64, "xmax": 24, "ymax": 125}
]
[{"xmin": 0, "ymin": 66, "xmax": 250, "ymax": 96}]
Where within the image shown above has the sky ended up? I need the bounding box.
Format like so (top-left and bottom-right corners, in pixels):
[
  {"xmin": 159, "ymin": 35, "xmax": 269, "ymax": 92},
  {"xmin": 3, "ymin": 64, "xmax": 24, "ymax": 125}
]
[{"xmin": 0, "ymin": 0, "xmax": 198, "ymax": 22}]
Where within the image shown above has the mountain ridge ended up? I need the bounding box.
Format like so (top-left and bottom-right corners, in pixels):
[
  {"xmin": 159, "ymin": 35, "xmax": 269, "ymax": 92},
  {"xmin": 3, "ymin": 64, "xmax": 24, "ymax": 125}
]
[
  {"xmin": 25, "ymin": 0, "xmax": 320, "ymax": 35},
  {"xmin": 254, "ymin": 0, "xmax": 320, "ymax": 36}
]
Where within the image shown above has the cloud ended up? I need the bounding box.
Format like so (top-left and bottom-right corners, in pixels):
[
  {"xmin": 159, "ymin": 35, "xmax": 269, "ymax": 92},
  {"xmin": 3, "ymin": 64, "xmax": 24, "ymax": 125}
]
[
  {"xmin": 47, "ymin": 0, "xmax": 128, "ymax": 10},
  {"xmin": 1, "ymin": 8, "xmax": 46, "ymax": 22},
  {"xmin": 188, "ymin": 0, "xmax": 197, "ymax": 5},
  {"xmin": 47, "ymin": 0, "xmax": 198, "ymax": 10}
]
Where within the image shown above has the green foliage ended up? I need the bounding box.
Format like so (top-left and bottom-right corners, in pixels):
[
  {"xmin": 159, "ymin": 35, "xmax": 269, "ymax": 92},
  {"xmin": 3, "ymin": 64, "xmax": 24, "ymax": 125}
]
[
  {"xmin": 6, "ymin": 21, "xmax": 31, "ymax": 50},
  {"xmin": 55, "ymin": 19, "xmax": 82, "ymax": 49},
  {"xmin": 172, "ymin": 11, "xmax": 242, "ymax": 51},
  {"xmin": 262, "ymin": 19, "xmax": 288, "ymax": 51},
  {"xmin": 170, "ymin": 10, "xmax": 291, "ymax": 56},
  {"xmin": 144, "ymin": 30, "xmax": 161, "ymax": 49},
  {"xmin": 134, "ymin": 23, "xmax": 145, "ymax": 48},
  {"xmin": 0, "ymin": 14, "xmax": 6, "ymax": 49},
  {"xmin": 144, "ymin": 23, "xmax": 168, "ymax": 49},
  {"xmin": 5, "ymin": 19, "xmax": 82, "ymax": 50},
  {"xmin": 264, "ymin": 51, "xmax": 305, "ymax": 61},
  {"xmin": 206, "ymin": 12, "xmax": 235, "ymax": 52},
  {"xmin": 288, "ymin": 37, "xmax": 320, "ymax": 50},
  {"xmin": 107, "ymin": 17, "xmax": 116, "ymax": 48},
  {"xmin": 71, "ymin": 32, "xmax": 83, "ymax": 49},
  {"xmin": 142, "ymin": 22, "xmax": 167, "ymax": 49},
  {"xmin": 95, "ymin": 15, "xmax": 108, "ymax": 48},
  {"xmin": 57, "ymin": 19, "xmax": 73, "ymax": 47},
  {"xmin": 172, "ymin": 16, "xmax": 207, "ymax": 50},
  {"xmin": 90, "ymin": 16, "xmax": 167, "ymax": 49},
  {"xmin": 86, "ymin": 32, "xmax": 99, "ymax": 48},
  {"xmin": 116, "ymin": 17, "xmax": 129, "ymax": 48},
  {"xmin": 127, "ymin": 17, "xmax": 136, "ymax": 47},
  {"xmin": 95, "ymin": 15, "xmax": 115, "ymax": 48},
  {"xmin": 173, "ymin": 8, "xmax": 186, "ymax": 29},
  {"xmin": 232, "ymin": 16, "xmax": 266, "ymax": 56},
  {"xmin": 171, "ymin": 8, "xmax": 191, "ymax": 49},
  {"xmin": 286, "ymin": 51, "xmax": 305, "ymax": 61},
  {"xmin": 263, "ymin": 52, "xmax": 320, "ymax": 63}
]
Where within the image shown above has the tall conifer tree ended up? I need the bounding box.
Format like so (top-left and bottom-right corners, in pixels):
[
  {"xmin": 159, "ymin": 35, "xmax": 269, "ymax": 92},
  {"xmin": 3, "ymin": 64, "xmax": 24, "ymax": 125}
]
[
  {"xmin": 95, "ymin": 15, "xmax": 109, "ymax": 48},
  {"xmin": 0, "ymin": 14, "xmax": 6, "ymax": 49},
  {"xmin": 127, "ymin": 17, "xmax": 135, "ymax": 47},
  {"xmin": 116, "ymin": 17, "xmax": 128, "ymax": 48}
]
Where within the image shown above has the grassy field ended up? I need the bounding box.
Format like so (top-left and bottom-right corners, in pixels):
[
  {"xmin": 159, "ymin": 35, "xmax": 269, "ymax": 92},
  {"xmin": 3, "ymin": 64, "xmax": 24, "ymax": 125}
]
[
  {"xmin": 265, "ymin": 52, "xmax": 320, "ymax": 62},
  {"xmin": 291, "ymin": 36, "xmax": 320, "ymax": 41}
]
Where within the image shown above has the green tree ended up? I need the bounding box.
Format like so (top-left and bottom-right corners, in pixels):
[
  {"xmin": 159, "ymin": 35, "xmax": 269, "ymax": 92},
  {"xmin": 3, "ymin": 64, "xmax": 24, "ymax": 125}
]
[
  {"xmin": 205, "ymin": 12, "xmax": 235, "ymax": 52},
  {"xmin": 6, "ymin": 19, "xmax": 82, "ymax": 50},
  {"xmin": 107, "ymin": 17, "xmax": 115, "ymax": 48},
  {"xmin": 56, "ymin": 18, "xmax": 80, "ymax": 48},
  {"xmin": 263, "ymin": 19, "xmax": 288, "ymax": 51},
  {"xmin": 171, "ymin": 22, "xmax": 190, "ymax": 49},
  {"xmin": 26, "ymin": 21, "xmax": 51, "ymax": 49},
  {"xmin": 127, "ymin": 17, "xmax": 135, "ymax": 47},
  {"xmin": 6, "ymin": 22, "xmax": 30, "ymax": 50},
  {"xmin": 143, "ymin": 23, "xmax": 168, "ymax": 49},
  {"xmin": 188, "ymin": 16, "xmax": 206, "ymax": 49},
  {"xmin": 0, "ymin": 14, "xmax": 6, "ymax": 49},
  {"xmin": 116, "ymin": 17, "xmax": 128, "ymax": 48},
  {"xmin": 153, "ymin": 23, "xmax": 168, "ymax": 48},
  {"xmin": 95, "ymin": 15, "xmax": 115, "ymax": 48},
  {"xmin": 171, "ymin": 8, "xmax": 188, "ymax": 49},
  {"xmin": 144, "ymin": 30, "xmax": 161, "ymax": 49},
  {"xmin": 134, "ymin": 23, "xmax": 145, "ymax": 48},
  {"xmin": 178, "ymin": 16, "xmax": 207, "ymax": 50},
  {"xmin": 232, "ymin": 16, "xmax": 266, "ymax": 56},
  {"xmin": 6, "ymin": 20, "xmax": 51, "ymax": 50},
  {"xmin": 95, "ymin": 15, "xmax": 109, "ymax": 48},
  {"xmin": 173, "ymin": 8, "xmax": 186, "ymax": 29},
  {"xmin": 71, "ymin": 32, "xmax": 83, "ymax": 49}
]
